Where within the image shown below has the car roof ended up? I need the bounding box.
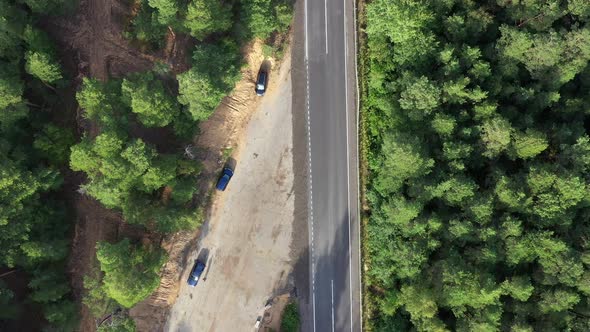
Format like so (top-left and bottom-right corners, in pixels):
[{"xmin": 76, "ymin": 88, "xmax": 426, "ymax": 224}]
[
  {"xmin": 216, "ymin": 175, "xmax": 230, "ymax": 190},
  {"xmin": 192, "ymin": 261, "xmax": 205, "ymax": 272}
]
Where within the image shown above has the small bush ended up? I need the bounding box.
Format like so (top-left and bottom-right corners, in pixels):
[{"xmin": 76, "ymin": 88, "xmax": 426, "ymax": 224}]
[{"xmin": 281, "ymin": 302, "xmax": 300, "ymax": 332}]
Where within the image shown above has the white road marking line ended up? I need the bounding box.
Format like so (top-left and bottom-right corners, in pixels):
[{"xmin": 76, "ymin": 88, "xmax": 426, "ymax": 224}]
[
  {"xmin": 305, "ymin": 45, "xmax": 317, "ymax": 332},
  {"xmin": 343, "ymin": 0, "xmax": 354, "ymax": 331},
  {"xmin": 304, "ymin": 0, "xmax": 309, "ymax": 59},
  {"xmin": 331, "ymin": 279, "xmax": 336, "ymax": 332},
  {"xmin": 351, "ymin": 0, "xmax": 363, "ymax": 329},
  {"xmin": 325, "ymin": 0, "xmax": 329, "ymax": 54}
]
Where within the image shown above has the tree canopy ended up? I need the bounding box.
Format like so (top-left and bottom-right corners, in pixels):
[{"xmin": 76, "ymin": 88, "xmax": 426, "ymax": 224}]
[
  {"xmin": 177, "ymin": 39, "xmax": 242, "ymax": 120},
  {"xmin": 184, "ymin": 0, "xmax": 232, "ymax": 40},
  {"xmin": 71, "ymin": 77, "xmax": 203, "ymax": 232},
  {"xmin": 96, "ymin": 239, "xmax": 166, "ymax": 308},
  {"xmin": 364, "ymin": 0, "xmax": 590, "ymax": 330},
  {"xmin": 121, "ymin": 71, "xmax": 180, "ymax": 127},
  {"xmin": 0, "ymin": 1, "xmax": 77, "ymax": 330}
]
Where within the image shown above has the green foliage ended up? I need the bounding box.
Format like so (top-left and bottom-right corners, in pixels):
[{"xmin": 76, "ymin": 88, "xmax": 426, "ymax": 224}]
[
  {"xmin": 280, "ymin": 302, "xmax": 300, "ymax": 332},
  {"xmin": 239, "ymin": 0, "xmax": 293, "ymax": 39},
  {"xmin": 399, "ymin": 76, "xmax": 440, "ymax": 120},
  {"xmin": 0, "ymin": 1, "xmax": 76, "ymax": 330},
  {"xmin": 125, "ymin": 0, "xmax": 167, "ymax": 49},
  {"xmin": 364, "ymin": 0, "xmax": 590, "ymax": 330},
  {"xmin": 373, "ymin": 132, "xmax": 434, "ymax": 195},
  {"xmin": 29, "ymin": 270, "xmax": 71, "ymax": 303},
  {"xmin": 33, "ymin": 124, "xmax": 75, "ymax": 164},
  {"xmin": 479, "ymin": 116, "xmax": 512, "ymax": 158},
  {"xmin": 184, "ymin": 0, "xmax": 232, "ymax": 40},
  {"xmin": 97, "ymin": 315, "xmax": 136, "ymax": 332},
  {"xmin": 510, "ymin": 129, "xmax": 548, "ymax": 159},
  {"xmin": 96, "ymin": 239, "xmax": 167, "ymax": 308},
  {"xmin": 170, "ymin": 177, "xmax": 197, "ymax": 204},
  {"xmin": 76, "ymin": 77, "xmax": 126, "ymax": 130},
  {"xmin": 25, "ymin": 51, "xmax": 62, "ymax": 83},
  {"xmin": 148, "ymin": 0, "xmax": 179, "ymax": 26},
  {"xmin": 177, "ymin": 39, "xmax": 242, "ymax": 120},
  {"xmin": 72, "ymin": 74, "xmax": 203, "ymax": 232},
  {"xmin": 538, "ymin": 288, "xmax": 580, "ymax": 313},
  {"xmin": 121, "ymin": 72, "xmax": 180, "ymax": 127},
  {"xmin": 0, "ymin": 62, "xmax": 24, "ymax": 110},
  {"xmin": 0, "ymin": 281, "xmax": 19, "ymax": 319},
  {"xmin": 83, "ymin": 269, "xmax": 117, "ymax": 318},
  {"xmin": 501, "ymin": 276, "xmax": 534, "ymax": 302},
  {"xmin": 43, "ymin": 300, "xmax": 78, "ymax": 329},
  {"xmin": 70, "ymin": 132, "xmax": 175, "ymax": 209}
]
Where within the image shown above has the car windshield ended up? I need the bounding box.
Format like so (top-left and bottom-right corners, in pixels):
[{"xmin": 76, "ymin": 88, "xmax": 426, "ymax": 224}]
[{"xmin": 257, "ymin": 83, "xmax": 265, "ymax": 90}]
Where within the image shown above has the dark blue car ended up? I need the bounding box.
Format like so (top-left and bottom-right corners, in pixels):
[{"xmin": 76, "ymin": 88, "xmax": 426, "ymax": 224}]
[
  {"xmin": 187, "ymin": 260, "xmax": 206, "ymax": 287},
  {"xmin": 216, "ymin": 167, "xmax": 234, "ymax": 191},
  {"xmin": 255, "ymin": 70, "xmax": 268, "ymax": 96}
]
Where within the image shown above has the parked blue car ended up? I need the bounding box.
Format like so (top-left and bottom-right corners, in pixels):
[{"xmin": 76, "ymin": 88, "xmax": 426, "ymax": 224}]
[
  {"xmin": 255, "ymin": 69, "xmax": 268, "ymax": 96},
  {"xmin": 216, "ymin": 167, "xmax": 234, "ymax": 191},
  {"xmin": 187, "ymin": 260, "xmax": 206, "ymax": 287}
]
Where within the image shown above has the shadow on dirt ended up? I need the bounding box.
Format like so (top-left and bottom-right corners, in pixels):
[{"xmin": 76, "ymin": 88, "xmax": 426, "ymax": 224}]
[{"xmin": 225, "ymin": 157, "xmax": 238, "ymax": 171}]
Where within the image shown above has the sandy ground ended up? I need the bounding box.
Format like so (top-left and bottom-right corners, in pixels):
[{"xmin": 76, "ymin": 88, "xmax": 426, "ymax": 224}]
[
  {"xmin": 128, "ymin": 40, "xmax": 274, "ymax": 332},
  {"xmin": 164, "ymin": 54, "xmax": 295, "ymax": 332}
]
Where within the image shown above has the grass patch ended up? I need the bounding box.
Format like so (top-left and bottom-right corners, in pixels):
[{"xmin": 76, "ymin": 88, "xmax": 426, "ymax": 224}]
[
  {"xmin": 355, "ymin": 0, "xmax": 374, "ymax": 330},
  {"xmin": 280, "ymin": 301, "xmax": 300, "ymax": 332}
]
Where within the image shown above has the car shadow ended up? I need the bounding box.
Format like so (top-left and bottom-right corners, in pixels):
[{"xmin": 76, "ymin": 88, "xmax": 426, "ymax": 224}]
[
  {"xmin": 196, "ymin": 248, "xmax": 214, "ymax": 281},
  {"xmin": 260, "ymin": 59, "xmax": 272, "ymax": 73},
  {"xmin": 225, "ymin": 157, "xmax": 237, "ymax": 171},
  {"xmin": 196, "ymin": 248, "xmax": 209, "ymax": 263}
]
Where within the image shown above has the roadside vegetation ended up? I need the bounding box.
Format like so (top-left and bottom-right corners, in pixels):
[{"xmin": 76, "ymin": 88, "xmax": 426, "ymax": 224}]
[
  {"xmin": 0, "ymin": 0, "xmax": 78, "ymax": 331},
  {"xmin": 280, "ymin": 301, "xmax": 300, "ymax": 332},
  {"xmin": 363, "ymin": 1, "xmax": 590, "ymax": 331}
]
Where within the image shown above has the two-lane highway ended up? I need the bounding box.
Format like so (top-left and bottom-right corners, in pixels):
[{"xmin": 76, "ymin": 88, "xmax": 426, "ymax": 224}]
[{"xmin": 304, "ymin": 0, "xmax": 361, "ymax": 329}]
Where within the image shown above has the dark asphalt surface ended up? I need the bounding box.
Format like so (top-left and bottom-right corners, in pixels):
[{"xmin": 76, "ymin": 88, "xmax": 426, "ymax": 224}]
[{"xmin": 304, "ymin": 0, "xmax": 361, "ymax": 330}]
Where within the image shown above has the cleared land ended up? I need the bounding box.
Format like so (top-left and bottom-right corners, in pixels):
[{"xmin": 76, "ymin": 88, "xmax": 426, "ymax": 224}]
[{"xmin": 165, "ymin": 53, "xmax": 296, "ymax": 332}]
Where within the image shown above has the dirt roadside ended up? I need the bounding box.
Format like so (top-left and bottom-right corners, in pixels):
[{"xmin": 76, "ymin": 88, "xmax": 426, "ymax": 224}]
[
  {"xmin": 128, "ymin": 39, "xmax": 273, "ymax": 331},
  {"xmin": 164, "ymin": 47, "xmax": 297, "ymax": 332}
]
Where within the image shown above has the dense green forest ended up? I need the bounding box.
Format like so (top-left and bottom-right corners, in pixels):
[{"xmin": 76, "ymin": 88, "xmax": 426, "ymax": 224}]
[
  {"xmin": 364, "ymin": 0, "xmax": 590, "ymax": 331},
  {"xmin": 0, "ymin": 0, "xmax": 77, "ymax": 331},
  {"xmin": 1, "ymin": 0, "xmax": 292, "ymax": 330}
]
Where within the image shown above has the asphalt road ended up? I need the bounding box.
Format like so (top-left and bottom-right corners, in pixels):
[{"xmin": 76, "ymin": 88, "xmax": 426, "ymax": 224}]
[{"xmin": 304, "ymin": 0, "xmax": 361, "ymax": 330}]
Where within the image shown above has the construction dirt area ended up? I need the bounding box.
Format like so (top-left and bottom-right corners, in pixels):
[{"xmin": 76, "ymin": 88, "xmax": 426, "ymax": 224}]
[
  {"xmin": 41, "ymin": 0, "xmax": 301, "ymax": 331},
  {"xmin": 165, "ymin": 51, "xmax": 298, "ymax": 332}
]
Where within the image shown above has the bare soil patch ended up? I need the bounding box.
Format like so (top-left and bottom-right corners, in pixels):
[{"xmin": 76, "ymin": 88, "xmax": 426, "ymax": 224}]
[{"xmin": 260, "ymin": 294, "xmax": 292, "ymax": 332}]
